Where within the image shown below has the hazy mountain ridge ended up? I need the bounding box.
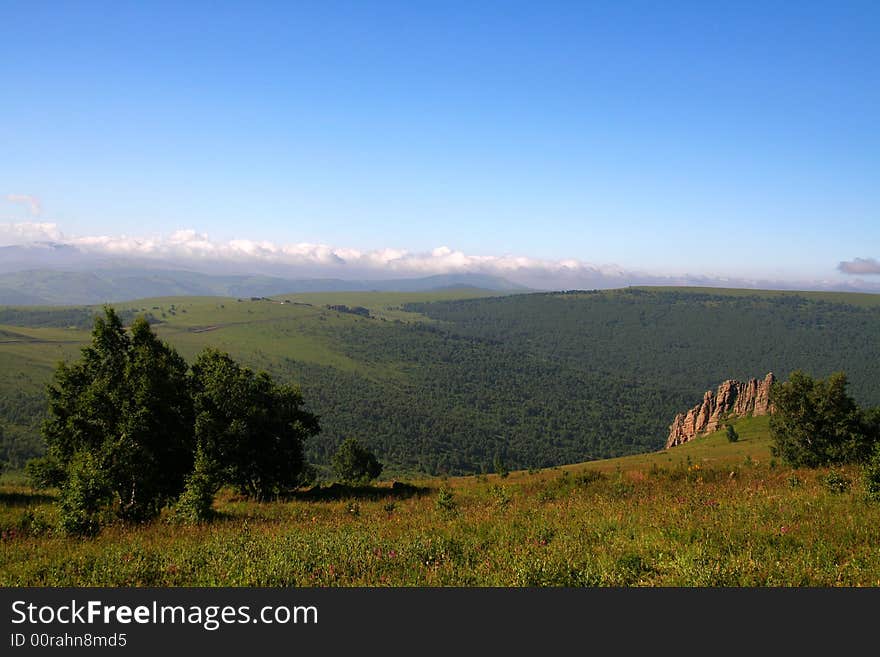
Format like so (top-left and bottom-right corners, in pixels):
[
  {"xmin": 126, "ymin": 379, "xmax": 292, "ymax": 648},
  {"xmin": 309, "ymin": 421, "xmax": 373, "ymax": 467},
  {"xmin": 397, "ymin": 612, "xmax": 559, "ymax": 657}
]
[{"xmin": 0, "ymin": 265, "xmax": 528, "ymax": 305}]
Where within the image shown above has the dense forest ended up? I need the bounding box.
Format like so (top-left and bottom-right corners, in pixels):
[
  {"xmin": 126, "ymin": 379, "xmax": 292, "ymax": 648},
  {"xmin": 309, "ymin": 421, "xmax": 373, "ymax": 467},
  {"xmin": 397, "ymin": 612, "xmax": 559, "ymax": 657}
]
[
  {"xmin": 2, "ymin": 288, "xmax": 879, "ymax": 475},
  {"xmin": 273, "ymin": 289, "xmax": 880, "ymax": 473}
]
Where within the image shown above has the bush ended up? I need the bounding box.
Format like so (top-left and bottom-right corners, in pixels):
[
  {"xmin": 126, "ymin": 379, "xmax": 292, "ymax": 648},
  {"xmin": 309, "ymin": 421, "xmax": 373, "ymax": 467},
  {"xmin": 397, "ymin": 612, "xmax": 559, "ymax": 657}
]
[
  {"xmin": 726, "ymin": 425, "xmax": 739, "ymax": 443},
  {"xmin": 821, "ymin": 469, "xmax": 851, "ymax": 494},
  {"xmin": 488, "ymin": 484, "xmax": 511, "ymax": 509},
  {"xmin": 863, "ymin": 443, "xmax": 880, "ymax": 502},
  {"xmin": 172, "ymin": 466, "xmax": 216, "ymax": 524},
  {"xmin": 331, "ymin": 438, "xmax": 383, "ymax": 485},
  {"xmin": 58, "ymin": 451, "xmax": 112, "ymax": 536},
  {"xmin": 25, "ymin": 455, "xmax": 65, "ymax": 489},
  {"xmin": 434, "ymin": 486, "xmax": 457, "ymax": 516}
]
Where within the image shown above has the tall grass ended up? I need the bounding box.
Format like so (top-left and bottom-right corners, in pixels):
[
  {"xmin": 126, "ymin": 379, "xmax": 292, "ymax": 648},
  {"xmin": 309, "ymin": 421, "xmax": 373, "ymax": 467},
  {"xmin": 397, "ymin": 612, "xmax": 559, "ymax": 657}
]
[{"xmin": 3, "ymin": 452, "xmax": 879, "ymax": 586}]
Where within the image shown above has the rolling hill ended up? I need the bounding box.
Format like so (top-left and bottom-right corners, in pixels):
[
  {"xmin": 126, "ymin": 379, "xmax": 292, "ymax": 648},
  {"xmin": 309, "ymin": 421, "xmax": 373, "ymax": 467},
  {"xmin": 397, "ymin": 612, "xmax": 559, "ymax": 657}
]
[
  {"xmin": 1, "ymin": 286, "xmax": 879, "ymax": 475},
  {"xmin": 0, "ymin": 264, "xmax": 528, "ymax": 305}
]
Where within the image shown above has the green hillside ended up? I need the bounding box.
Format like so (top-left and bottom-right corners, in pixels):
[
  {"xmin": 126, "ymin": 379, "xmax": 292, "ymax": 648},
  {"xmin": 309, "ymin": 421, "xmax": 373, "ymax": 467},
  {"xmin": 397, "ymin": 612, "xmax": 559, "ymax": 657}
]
[
  {"xmin": 1, "ymin": 286, "xmax": 879, "ymax": 475},
  {"xmin": 4, "ymin": 415, "xmax": 880, "ymax": 586}
]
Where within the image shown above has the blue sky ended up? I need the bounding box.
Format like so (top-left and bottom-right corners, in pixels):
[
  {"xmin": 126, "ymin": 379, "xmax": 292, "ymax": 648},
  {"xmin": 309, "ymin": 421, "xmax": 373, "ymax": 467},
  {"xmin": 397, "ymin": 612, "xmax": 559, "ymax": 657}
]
[{"xmin": 1, "ymin": 1, "xmax": 878, "ymax": 284}]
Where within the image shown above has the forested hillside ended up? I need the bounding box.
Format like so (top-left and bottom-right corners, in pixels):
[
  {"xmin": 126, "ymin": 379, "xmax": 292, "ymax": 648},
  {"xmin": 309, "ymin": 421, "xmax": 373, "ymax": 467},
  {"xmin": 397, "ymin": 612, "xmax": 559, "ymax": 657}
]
[{"xmin": 1, "ymin": 287, "xmax": 879, "ymax": 475}]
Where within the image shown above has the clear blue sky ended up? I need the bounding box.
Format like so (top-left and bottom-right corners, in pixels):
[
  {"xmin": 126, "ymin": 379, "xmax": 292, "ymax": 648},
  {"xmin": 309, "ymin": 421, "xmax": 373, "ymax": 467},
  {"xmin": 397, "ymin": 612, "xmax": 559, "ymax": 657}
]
[{"xmin": 2, "ymin": 1, "xmax": 878, "ymax": 279}]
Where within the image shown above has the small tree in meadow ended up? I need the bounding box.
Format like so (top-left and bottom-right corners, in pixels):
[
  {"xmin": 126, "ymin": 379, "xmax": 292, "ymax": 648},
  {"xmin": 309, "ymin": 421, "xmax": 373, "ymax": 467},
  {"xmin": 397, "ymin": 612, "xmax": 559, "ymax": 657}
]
[
  {"xmin": 331, "ymin": 438, "xmax": 383, "ymax": 485},
  {"xmin": 726, "ymin": 425, "xmax": 739, "ymax": 443}
]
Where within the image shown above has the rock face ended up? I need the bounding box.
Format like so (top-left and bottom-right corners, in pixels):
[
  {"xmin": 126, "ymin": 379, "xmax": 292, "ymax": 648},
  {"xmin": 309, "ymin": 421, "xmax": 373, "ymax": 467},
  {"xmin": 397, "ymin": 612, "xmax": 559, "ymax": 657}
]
[{"xmin": 666, "ymin": 372, "xmax": 775, "ymax": 448}]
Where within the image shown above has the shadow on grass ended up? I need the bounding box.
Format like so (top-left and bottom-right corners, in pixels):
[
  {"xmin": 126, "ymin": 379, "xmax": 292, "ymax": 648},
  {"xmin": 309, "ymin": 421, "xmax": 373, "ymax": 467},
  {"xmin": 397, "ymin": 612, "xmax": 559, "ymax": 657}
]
[
  {"xmin": 291, "ymin": 481, "xmax": 430, "ymax": 502},
  {"xmin": 0, "ymin": 490, "xmax": 56, "ymax": 507}
]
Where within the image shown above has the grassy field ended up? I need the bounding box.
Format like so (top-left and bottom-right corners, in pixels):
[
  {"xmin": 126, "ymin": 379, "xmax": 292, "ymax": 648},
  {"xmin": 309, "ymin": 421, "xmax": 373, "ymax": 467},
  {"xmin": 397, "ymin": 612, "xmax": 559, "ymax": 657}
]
[
  {"xmin": 3, "ymin": 415, "xmax": 879, "ymax": 586},
  {"xmin": 0, "ymin": 289, "xmax": 497, "ymax": 374}
]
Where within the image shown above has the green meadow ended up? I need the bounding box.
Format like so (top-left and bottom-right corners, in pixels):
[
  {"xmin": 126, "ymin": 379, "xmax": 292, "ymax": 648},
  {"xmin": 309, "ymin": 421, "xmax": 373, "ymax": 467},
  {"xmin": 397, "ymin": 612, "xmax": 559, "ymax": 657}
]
[{"xmin": 3, "ymin": 415, "xmax": 879, "ymax": 586}]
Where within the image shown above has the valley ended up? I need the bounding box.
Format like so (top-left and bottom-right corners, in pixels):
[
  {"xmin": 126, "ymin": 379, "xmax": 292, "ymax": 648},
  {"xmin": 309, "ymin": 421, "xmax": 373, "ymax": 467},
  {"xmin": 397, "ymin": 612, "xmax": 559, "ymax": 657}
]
[{"xmin": 2, "ymin": 286, "xmax": 879, "ymax": 475}]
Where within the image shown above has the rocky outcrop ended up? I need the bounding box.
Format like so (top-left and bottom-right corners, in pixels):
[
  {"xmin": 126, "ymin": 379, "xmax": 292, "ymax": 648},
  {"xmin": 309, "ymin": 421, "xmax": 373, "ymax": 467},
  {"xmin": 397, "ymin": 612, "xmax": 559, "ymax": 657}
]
[{"xmin": 666, "ymin": 372, "xmax": 775, "ymax": 448}]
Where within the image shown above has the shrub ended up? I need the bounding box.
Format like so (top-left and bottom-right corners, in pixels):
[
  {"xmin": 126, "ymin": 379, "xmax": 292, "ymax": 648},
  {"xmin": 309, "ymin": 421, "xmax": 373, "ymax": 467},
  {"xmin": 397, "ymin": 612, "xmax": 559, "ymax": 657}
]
[
  {"xmin": 172, "ymin": 467, "xmax": 216, "ymax": 524},
  {"xmin": 25, "ymin": 455, "xmax": 65, "ymax": 489},
  {"xmin": 862, "ymin": 443, "xmax": 880, "ymax": 502},
  {"xmin": 821, "ymin": 469, "xmax": 851, "ymax": 494},
  {"xmin": 726, "ymin": 425, "xmax": 739, "ymax": 443},
  {"xmin": 58, "ymin": 451, "xmax": 111, "ymax": 536},
  {"xmin": 331, "ymin": 438, "xmax": 383, "ymax": 485},
  {"xmin": 435, "ymin": 487, "xmax": 457, "ymax": 516},
  {"xmin": 488, "ymin": 484, "xmax": 511, "ymax": 509},
  {"xmin": 575, "ymin": 469, "xmax": 605, "ymax": 487}
]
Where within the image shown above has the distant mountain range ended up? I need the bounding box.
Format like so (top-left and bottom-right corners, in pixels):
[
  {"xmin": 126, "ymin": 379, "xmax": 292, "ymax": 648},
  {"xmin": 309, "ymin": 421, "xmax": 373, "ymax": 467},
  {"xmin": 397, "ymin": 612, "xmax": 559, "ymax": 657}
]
[
  {"xmin": 0, "ymin": 266, "xmax": 528, "ymax": 305},
  {"xmin": 0, "ymin": 242, "xmax": 529, "ymax": 304},
  {"xmin": 3, "ymin": 240, "xmax": 879, "ymax": 300}
]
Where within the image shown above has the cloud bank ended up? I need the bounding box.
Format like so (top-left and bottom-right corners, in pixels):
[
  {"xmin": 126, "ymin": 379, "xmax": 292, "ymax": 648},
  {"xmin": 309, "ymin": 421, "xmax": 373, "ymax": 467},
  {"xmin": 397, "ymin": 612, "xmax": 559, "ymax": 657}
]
[
  {"xmin": 1, "ymin": 221, "xmax": 878, "ymax": 292},
  {"xmin": 838, "ymin": 257, "xmax": 880, "ymax": 275},
  {"xmin": 0, "ymin": 221, "xmax": 631, "ymax": 285}
]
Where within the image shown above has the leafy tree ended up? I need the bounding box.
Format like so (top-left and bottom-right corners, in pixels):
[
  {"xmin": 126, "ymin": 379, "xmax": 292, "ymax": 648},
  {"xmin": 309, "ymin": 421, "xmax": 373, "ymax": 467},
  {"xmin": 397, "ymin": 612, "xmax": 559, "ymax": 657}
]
[
  {"xmin": 725, "ymin": 425, "xmax": 739, "ymax": 443},
  {"xmin": 331, "ymin": 437, "xmax": 383, "ymax": 485},
  {"xmin": 38, "ymin": 307, "xmax": 193, "ymax": 531},
  {"xmin": 189, "ymin": 348, "xmax": 320, "ymax": 501},
  {"xmin": 770, "ymin": 371, "xmax": 873, "ymax": 467}
]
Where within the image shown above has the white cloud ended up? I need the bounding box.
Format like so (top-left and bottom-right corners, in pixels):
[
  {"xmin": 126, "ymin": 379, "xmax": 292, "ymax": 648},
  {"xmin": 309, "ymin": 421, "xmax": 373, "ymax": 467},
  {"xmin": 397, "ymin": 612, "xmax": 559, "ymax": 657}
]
[
  {"xmin": 2, "ymin": 221, "xmax": 879, "ymax": 292},
  {"xmin": 5, "ymin": 194, "xmax": 42, "ymax": 216},
  {"xmin": 0, "ymin": 221, "xmax": 644, "ymax": 286}
]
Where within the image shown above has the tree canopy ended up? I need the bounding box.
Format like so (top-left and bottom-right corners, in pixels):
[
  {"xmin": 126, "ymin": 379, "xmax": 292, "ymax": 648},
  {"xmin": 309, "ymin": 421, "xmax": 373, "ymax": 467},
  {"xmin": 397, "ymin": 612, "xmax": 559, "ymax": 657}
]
[
  {"xmin": 33, "ymin": 306, "xmax": 321, "ymax": 533},
  {"xmin": 770, "ymin": 370, "xmax": 879, "ymax": 467},
  {"xmin": 190, "ymin": 348, "xmax": 320, "ymax": 500},
  {"xmin": 38, "ymin": 308, "xmax": 193, "ymax": 531}
]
